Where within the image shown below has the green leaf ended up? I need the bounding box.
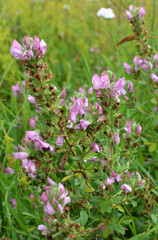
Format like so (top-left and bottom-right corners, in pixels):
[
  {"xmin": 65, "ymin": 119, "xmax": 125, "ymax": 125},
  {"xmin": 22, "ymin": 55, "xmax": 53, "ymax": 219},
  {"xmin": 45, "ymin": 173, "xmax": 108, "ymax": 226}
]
[
  {"xmin": 113, "ymin": 223, "xmax": 125, "ymax": 235},
  {"xmin": 120, "ymin": 216, "xmax": 133, "ymax": 225},
  {"xmin": 114, "ymin": 205, "xmax": 124, "ymax": 213},
  {"xmin": 100, "ymin": 200, "xmax": 112, "ymax": 214},
  {"xmin": 151, "ymin": 214, "xmax": 157, "ymax": 225},
  {"xmin": 151, "ymin": 98, "xmax": 157, "ymax": 104},
  {"xmin": 76, "ymin": 211, "xmax": 88, "ymax": 226},
  {"xmin": 130, "ymin": 199, "xmax": 137, "ymax": 207},
  {"xmin": 80, "ymin": 211, "xmax": 88, "ymax": 225},
  {"xmin": 103, "ymin": 226, "xmax": 111, "ymax": 238},
  {"xmin": 149, "ymin": 143, "xmax": 157, "ymax": 152}
]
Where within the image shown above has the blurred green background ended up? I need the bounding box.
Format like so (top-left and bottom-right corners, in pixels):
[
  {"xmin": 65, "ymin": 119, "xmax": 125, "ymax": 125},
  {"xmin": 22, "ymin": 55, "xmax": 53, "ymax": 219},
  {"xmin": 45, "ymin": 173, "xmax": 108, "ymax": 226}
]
[{"xmin": 0, "ymin": 0, "xmax": 157, "ymax": 92}]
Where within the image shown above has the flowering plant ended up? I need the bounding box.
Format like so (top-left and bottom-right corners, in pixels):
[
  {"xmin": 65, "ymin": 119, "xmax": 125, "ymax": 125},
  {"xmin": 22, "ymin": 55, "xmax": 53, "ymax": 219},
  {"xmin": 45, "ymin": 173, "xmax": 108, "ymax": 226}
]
[{"xmin": 1, "ymin": 5, "xmax": 157, "ymax": 240}]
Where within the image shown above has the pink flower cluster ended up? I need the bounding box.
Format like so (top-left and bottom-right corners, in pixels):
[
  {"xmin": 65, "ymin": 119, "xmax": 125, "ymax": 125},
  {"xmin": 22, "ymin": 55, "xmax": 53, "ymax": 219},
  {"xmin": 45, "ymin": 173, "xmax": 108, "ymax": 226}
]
[
  {"xmin": 10, "ymin": 36, "xmax": 46, "ymax": 60},
  {"xmin": 126, "ymin": 5, "xmax": 146, "ymax": 21},
  {"xmin": 38, "ymin": 177, "xmax": 71, "ymax": 235},
  {"xmin": 92, "ymin": 71, "xmax": 126, "ymax": 103},
  {"xmin": 123, "ymin": 56, "xmax": 153, "ymax": 75},
  {"xmin": 124, "ymin": 121, "xmax": 142, "ymax": 135},
  {"xmin": 68, "ymin": 97, "xmax": 91, "ymax": 130},
  {"xmin": 13, "ymin": 131, "xmax": 54, "ymax": 178}
]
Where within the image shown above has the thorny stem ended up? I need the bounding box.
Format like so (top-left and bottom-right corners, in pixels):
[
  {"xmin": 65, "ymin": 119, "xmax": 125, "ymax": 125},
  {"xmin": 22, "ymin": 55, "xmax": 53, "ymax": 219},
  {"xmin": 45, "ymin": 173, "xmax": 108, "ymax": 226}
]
[{"xmin": 57, "ymin": 122, "xmax": 90, "ymax": 185}]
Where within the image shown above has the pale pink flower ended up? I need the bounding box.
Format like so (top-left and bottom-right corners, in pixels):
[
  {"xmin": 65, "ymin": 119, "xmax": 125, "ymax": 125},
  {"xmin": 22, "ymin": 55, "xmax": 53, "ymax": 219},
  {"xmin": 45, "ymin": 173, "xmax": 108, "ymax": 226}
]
[
  {"xmin": 10, "ymin": 40, "xmax": 23, "ymax": 59},
  {"xmin": 91, "ymin": 143, "xmax": 100, "ymax": 152},
  {"xmin": 123, "ymin": 62, "xmax": 133, "ymax": 74},
  {"xmin": 106, "ymin": 177, "xmax": 115, "ymax": 185},
  {"xmin": 56, "ymin": 136, "xmax": 63, "ymax": 146},
  {"xmin": 124, "ymin": 121, "xmax": 131, "ymax": 134},
  {"xmin": 29, "ymin": 117, "xmax": 36, "ymax": 128},
  {"xmin": 136, "ymin": 124, "xmax": 142, "ymax": 134},
  {"xmin": 116, "ymin": 174, "xmax": 122, "ymax": 182},
  {"xmin": 80, "ymin": 119, "xmax": 91, "ymax": 130},
  {"xmin": 100, "ymin": 183, "xmax": 105, "ymax": 189},
  {"xmin": 151, "ymin": 73, "xmax": 158, "ymax": 83},
  {"xmin": 121, "ymin": 184, "xmax": 132, "ymax": 193},
  {"xmin": 113, "ymin": 133, "xmax": 120, "ymax": 145},
  {"xmin": 47, "ymin": 177, "xmax": 56, "ymax": 186},
  {"xmin": 4, "ymin": 167, "xmax": 15, "ymax": 175},
  {"xmin": 61, "ymin": 87, "xmax": 66, "ymax": 98}
]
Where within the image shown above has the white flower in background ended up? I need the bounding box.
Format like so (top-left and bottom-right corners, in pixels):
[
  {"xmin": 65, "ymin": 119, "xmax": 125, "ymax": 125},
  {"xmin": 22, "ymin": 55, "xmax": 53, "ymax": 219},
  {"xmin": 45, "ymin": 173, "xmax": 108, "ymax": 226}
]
[
  {"xmin": 97, "ymin": 8, "xmax": 115, "ymax": 19},
  {"xmin": 63, "ymin": 4, "xmax": 70, "ymax": 10}
]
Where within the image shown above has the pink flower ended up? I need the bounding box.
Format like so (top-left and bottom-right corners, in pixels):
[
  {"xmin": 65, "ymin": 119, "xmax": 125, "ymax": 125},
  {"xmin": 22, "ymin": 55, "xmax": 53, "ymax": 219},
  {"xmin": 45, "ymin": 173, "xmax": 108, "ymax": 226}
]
[
  {"xmin": 13, "ymin": 152, "xmax": 29, "ymax": 160},
  {"xmin": 121, "ymin": 184, "xmax": 132, "ymax": 193},
  {"xmin": 37, "ymin": 224, "xmax": 50, "ymax": 235},
  {"xmin": 10, "ymin": 198, "xmax": 17, "ymax": 207},
  {"xmin": 138, "ymin": 7, "xmax": 146, "ymax": 20},
  {"xmin": 116, "ymin": 174, "xmax": 122, "ymax": 182},
  {"xmin": 10, "ymin": 40, "xmax": 23, "ymax": 59},
  {"xmin": 126, "ymin": 10, "xmax": 133, "ymax": 20},
  {"xmin": 61, "ymin": 87, "xmax": 66, "ymax": 98},
  {"xmin": 47, "ymin": 177, "xmax": 56, "ymax": 186},
  {"xmin": 69, "ymin": 98, "xmax": 87, "ymax": 123},
  {"xmin": 44, "ymin": 201, "xmax": 55, "ymax": 215},
  {"xmin": 91, "ymin": 143, "xmax": 100, "ymax": 152},
  {"xmin": 79, "ymin": 87, "xmax": 85, "ymax": 94},
  {"xmin": 23, "ymin": 50, "xmax": 34, "ymax": 60},
  {"xmin": 29, "ymin": 117, "xmax": 36, "ymax": 128},
  {"xmin": 113, "ymin": 133, "xmax": 120, "ymax": 145},
  {"xmin": 28, "ymin": 95, "xmax": 37, "ymax": 105},
  {"xmin": 106, "ymin": 177, "xmax": 115, "ymax": 185},
  {"xmin": 41, "ymin": 192, "xmax": 48, "ymax": 203},
  {"xmin": 80, "ymin": 119, "xmax": 91, "ymax": 130},
  {"xmin": 151, "ymin": 73, "xmax": 158, "ymax": 83},
  {"xmin": 58, "ymin": 203, "xmax": 63, "ymax": 213},
  {"xmin": 127, "ymin": 81, "xmax": 135, "ymax": 93},
  {"xmin": 136, "ymin": 124, "xmax": 142, "ymax": 134},
  {"xmin": 88, "ymin": 87, "xmax": 93, "ymax": 94},
  {"xmin": 100, "ymin": 183, "xmax": 105, "ymax": 189},
  {"xmin": 124, "ymin": 121, "xmax": 131, "ymax": 134},
  {"xmin": 154, "ymin": 107, "xmax": 157, "ymax": 113},
  {"xmin": 113, "ymin": 77, "xmax": 125, "ymax": 92},
  {"xmin": 33, "ymin": 36, "xmax": 47, "ymax": 55},
  {"xmin": 123, "ymin": 62, "xmax": 133, "ymax": 74},
  {"xmin": 56, "ymin": 136, "xmax": 63, "ymax": 146},
  {"xmin": 95, "ymin": 102, "xmax": 103, "ymax": 114},
  {"xmin": 4, "ymin": 167, "xmax": 15, "ymax": 175},
  {"xmin": 92, "ymin": 73, "xmax": 110, "ymax": 90}
]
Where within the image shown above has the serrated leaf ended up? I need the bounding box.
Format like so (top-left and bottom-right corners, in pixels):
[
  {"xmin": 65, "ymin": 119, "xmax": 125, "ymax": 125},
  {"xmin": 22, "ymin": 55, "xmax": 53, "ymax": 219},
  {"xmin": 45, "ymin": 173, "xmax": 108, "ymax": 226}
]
[
  {"xmin": 61, "ymin": 152, "xmax": 68, "ymax": 169},
  {"xmin": 103, "ymin": 226, "xmax": 111, "ymax": 238},
  {"xmin": 61, "ymin": 175, "xmax": 73, "ymax": 182}
]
